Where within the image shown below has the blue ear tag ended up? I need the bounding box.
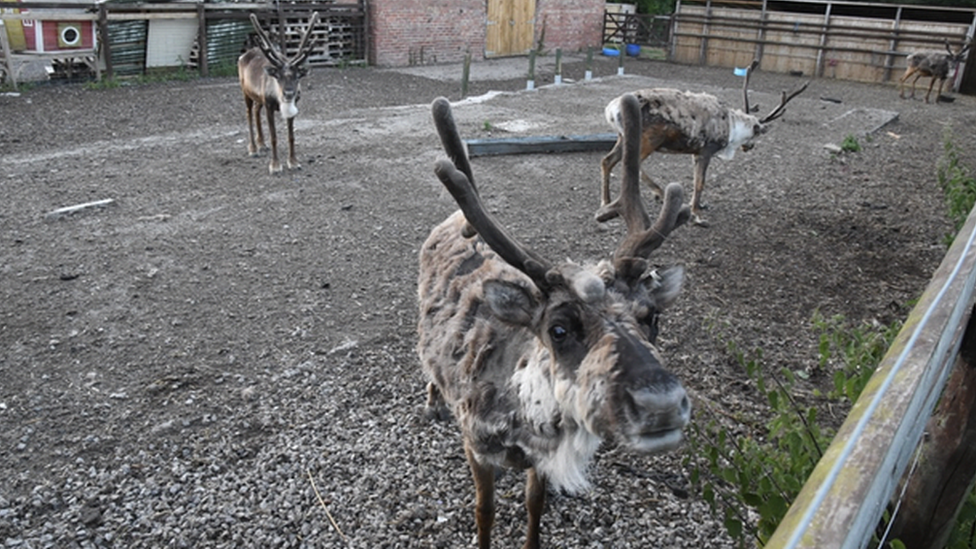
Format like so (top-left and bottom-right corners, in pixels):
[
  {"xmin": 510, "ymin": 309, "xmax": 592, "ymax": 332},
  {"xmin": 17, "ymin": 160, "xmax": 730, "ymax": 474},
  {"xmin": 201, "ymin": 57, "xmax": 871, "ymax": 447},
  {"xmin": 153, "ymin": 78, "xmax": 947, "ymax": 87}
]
[{"xmin": 733, "ymin": 67, "xmax": 748, "ymax": 77}]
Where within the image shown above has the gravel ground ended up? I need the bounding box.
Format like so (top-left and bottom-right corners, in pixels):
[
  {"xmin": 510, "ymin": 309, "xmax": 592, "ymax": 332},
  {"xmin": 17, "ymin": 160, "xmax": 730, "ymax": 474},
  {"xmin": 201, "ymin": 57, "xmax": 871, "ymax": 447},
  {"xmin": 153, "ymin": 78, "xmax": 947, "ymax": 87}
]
[{"xmin": 2, "ymin": 52, "xmax": 975, "ymax": 548}]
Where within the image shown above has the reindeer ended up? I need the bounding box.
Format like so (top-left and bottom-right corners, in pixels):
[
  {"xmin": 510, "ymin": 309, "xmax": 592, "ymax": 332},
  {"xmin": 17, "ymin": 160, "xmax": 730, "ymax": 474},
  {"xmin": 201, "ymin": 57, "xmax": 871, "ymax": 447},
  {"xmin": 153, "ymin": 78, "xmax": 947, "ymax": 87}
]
[
  {"xmin": 237, "ymin": 12, "xmax": 319, "ymax": 174},
  {"xmin": 418, "ymin": 95, "xmax": 692, "ymax": 549},
  {"xmin": 898, "ymin": 39, "xmax": 972, "ymax": 104},
  {"xmin": 598, "ymin": 60, "xmax": 808, "ymax": 226}
]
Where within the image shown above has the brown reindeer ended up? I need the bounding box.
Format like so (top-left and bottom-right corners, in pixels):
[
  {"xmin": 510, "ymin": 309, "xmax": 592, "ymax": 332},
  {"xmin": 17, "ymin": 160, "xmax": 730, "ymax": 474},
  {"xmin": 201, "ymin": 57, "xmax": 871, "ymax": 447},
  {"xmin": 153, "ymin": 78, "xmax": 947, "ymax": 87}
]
[
  {"xmin": 898, "ymin": 39, "xmax": 972, "ymax": 104},
  {"xmin": 418, "ymin": 95, "xmax": 692, "ymax": 549},
  {"xmin": 598, "ymin": 60, "xmax": 808, "ymax": 226},
  {"xmin": 237, "ymin": 12, "xmax": 319, "ymax": 174}
]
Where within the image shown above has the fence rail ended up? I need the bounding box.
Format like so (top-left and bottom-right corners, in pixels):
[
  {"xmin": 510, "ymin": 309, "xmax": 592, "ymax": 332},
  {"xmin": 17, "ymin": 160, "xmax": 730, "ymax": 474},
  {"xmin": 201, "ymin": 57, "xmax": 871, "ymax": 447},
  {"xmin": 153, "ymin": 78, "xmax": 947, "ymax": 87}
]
[{"xmin": 765, "ymin": 201, "xmax": 976, "ymax": 548}]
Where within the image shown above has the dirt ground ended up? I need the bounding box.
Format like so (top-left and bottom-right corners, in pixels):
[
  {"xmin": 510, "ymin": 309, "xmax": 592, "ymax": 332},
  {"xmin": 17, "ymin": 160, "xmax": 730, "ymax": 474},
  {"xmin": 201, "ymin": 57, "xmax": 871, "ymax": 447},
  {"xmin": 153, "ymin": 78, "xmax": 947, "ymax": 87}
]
[{"xmin": 2, "ymin": 54, "xmax": 975, "ymax": 547}]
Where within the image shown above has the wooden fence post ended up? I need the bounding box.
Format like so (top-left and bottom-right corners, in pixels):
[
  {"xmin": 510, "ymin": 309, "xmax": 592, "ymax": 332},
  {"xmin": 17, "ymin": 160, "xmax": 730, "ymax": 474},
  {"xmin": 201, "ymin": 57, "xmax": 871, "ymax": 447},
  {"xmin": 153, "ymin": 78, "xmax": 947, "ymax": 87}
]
[
  {"xmin": 460, "ymin": 50, "xmax": 471, "ymax": 98},
  {"xmin": 554, "ymin": 47, "xmax": 562, "ymax": 84},
  {"xmin": 197, "ymin": 3, "xmax": 208, "ymax": 77},
  {"xmin": 585, "ymin": 45, "xmax": 593, "ymax": 80},
  {"xmin": 97, "ymin": 3, "xmax": 113, "ymax": 80},
  {"xmin": 885, "ymin": 304, "xmax": 976, "ymax": 549}
]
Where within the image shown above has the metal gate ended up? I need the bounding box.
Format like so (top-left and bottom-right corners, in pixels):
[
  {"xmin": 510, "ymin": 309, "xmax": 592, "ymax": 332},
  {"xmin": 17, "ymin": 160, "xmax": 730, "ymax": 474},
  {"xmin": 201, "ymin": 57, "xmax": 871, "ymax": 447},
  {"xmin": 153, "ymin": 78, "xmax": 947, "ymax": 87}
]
[{"xmin": 485, "ymin": 0, "xmax": 536, "ymax": 58}]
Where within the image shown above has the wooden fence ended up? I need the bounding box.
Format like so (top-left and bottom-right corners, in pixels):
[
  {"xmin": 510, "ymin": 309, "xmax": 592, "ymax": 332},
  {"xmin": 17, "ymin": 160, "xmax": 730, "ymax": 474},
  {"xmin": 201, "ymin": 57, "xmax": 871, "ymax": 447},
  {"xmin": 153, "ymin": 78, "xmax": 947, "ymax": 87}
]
[
  {"xmin": 673, "ymin": 0, "xmax": 975, "ymax": 89},
  {"xmin": 764, "ymin": 202, "xmax": 976, "ymax": 548},
  {"xmin": 604, "ymin": 0, "xmax": 976, "ymax": 92},
  {"xmin": 0, "ymin": 0, "xmax": 366, "ymax": 83}
]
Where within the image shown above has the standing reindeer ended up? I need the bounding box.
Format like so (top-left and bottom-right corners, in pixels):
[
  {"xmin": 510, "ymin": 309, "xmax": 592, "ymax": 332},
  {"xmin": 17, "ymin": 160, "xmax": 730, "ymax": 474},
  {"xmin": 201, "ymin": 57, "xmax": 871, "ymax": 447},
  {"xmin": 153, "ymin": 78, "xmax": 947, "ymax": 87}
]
[
  {"xmin": 418, "ymin": 95, "xmax": 692, "ymax": 549},
  {"xmin": 898, "ymin": 39, "xmax": 972, "ymax": 103},
  {"xmin": 237, "ymin": 12, "xmax": 319, "ymax": 174},
  {"xmin": 598, "ymin": 61, "xmax": 808, "ymax": 226}
]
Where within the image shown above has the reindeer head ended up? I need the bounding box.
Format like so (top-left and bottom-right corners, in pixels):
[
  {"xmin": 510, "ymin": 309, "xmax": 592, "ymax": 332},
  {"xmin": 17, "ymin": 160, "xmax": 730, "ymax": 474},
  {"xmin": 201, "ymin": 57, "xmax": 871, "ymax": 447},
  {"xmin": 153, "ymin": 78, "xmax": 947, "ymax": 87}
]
[
  {"xmin": 248, "ymin": 12, "xmax": 319, "ymax": 119},
  {"xmin": 733, "ymin": 60, "xmax": 809, "ymax": 155},
  {"xmin": 947, "ymin": 38, "xmax": 973, "ymax": 67},
  {"xmin": 430, "ymin": 96, "xmax": 691, "ymax": 467}
]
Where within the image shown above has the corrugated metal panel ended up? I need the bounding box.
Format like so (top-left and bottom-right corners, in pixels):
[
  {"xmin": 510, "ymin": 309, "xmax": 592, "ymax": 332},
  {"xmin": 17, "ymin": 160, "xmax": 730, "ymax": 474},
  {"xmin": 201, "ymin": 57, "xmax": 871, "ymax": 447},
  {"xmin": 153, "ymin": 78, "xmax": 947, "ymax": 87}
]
[
  {"xmin": 205, "ymin": 19, "xmax": 250, "ymax": 67},
  {"xmin": 107, "ymin": 20, "xmax": 147, "ymax": 76}
]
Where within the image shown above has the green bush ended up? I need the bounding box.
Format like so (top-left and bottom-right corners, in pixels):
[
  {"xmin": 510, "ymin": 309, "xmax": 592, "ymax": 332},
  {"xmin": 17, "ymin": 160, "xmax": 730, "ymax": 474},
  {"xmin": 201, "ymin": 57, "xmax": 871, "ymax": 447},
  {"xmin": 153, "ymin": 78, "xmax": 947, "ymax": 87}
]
[
  {"xmin": 937, "ymin": 129, "xmax": 976, "ymax": 241},
  {"xmin": 687, "ymin": 314, "xmax": 899, "ymax": 545}
]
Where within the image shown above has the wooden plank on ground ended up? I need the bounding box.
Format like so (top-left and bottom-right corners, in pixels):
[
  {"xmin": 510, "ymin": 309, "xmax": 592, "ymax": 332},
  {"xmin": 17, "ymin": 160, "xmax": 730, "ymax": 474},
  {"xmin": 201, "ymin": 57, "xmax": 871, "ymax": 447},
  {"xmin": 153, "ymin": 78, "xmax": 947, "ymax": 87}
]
[{"xmin": 465, "ymin": 133, "xmax": 617, "ymax": 157}]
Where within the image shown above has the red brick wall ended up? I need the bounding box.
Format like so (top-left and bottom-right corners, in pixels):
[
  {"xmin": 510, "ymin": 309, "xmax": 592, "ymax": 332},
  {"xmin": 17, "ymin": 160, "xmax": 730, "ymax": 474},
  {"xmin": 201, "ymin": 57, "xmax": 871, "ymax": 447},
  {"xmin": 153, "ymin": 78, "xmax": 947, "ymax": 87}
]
[
  {"xmin": 369, "ymin": 0, "xmax": 486, "ymax": 67},
  {"xmin": 535, "ymin": 0, "xmax": 605, "ymax": 55},
  {"xmin": 369, "ymin": 0, "xmax": 605, "ymax": 67}
]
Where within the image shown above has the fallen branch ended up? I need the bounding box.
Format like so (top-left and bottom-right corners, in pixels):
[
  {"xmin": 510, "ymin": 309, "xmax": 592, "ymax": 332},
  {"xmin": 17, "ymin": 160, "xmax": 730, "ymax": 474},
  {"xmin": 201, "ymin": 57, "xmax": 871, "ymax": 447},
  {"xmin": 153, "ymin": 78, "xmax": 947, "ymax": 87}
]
[{"xmin": 306, "ymin": 468, "xmax": 347, "ymax": 544}]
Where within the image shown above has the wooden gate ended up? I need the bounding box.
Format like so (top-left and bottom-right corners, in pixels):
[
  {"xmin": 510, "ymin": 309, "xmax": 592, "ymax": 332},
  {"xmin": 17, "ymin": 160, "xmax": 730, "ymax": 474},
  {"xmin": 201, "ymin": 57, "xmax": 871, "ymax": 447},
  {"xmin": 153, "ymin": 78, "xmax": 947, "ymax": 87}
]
[{"xmin": 486, "ymin": 0, "xmax": 536, "ymax": 58}]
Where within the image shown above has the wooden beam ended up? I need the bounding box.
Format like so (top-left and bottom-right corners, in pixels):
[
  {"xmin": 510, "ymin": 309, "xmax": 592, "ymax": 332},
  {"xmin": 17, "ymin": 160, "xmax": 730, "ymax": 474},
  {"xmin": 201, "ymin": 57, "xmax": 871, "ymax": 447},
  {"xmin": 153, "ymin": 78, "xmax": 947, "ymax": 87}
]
[{"xmin": 464, "ymin": 133, "xmax": 617, "ymax": 158}]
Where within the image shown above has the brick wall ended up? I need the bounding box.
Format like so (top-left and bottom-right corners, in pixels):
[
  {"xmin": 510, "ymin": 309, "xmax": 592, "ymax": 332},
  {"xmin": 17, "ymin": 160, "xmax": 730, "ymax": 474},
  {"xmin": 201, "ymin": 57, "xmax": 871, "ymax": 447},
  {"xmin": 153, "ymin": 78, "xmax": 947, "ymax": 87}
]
[
  {"xmin": 369, "ymin": 0, "xmax": 606, "ymax": 67},
  {"xmin": 535, "ymin": 0, "xmax": 605, "ymax": 55}
]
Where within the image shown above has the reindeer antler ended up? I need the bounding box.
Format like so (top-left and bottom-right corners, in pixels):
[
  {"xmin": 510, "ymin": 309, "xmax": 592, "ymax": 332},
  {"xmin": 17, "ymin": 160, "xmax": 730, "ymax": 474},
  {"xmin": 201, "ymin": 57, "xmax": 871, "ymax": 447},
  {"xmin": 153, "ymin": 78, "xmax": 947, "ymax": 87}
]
[
  {"xmin": 289, "ymin": 12, "xmax": 320, "ymax": 65},
  {"xmin": 249, "ymin": 13, "xmax": 286, "ymax": 66},
  {"xmin": 759, "ymin": 80, "xmax": 809, "ymax": 124},
  {"xmin": 431, "ymin": 97, "xmax": 552, "ymax": 289},
  {"xmin": 612, "ymin": 94, "xmax": 689, "ymax": 272},
  {"xmin": 249, "ymin": 12, "xmax": 319, "ymax": 66},
  {"xmin": 950, "ymin": 37, "xmax": 972, "ymax": 60}
]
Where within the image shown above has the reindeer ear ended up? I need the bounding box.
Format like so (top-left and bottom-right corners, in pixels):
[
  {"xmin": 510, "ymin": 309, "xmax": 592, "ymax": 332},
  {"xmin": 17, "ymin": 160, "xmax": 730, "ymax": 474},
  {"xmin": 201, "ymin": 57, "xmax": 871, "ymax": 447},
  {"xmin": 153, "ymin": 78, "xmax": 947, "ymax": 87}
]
[
  {"xmin": 483, "ymin": 280, "xmax": 539, "ymax": 327},
  {"xmin": 642, "ymin": 266, "xmax": 684, "ymax": 310}
]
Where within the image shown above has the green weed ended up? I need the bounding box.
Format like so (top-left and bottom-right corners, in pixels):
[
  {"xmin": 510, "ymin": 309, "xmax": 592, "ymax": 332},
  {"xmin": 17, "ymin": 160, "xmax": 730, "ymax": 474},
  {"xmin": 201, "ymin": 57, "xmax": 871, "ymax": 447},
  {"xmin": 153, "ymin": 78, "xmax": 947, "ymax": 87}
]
[{"xmin": 687, "ymin": 314, "xmax": 899, "ymax": 546}]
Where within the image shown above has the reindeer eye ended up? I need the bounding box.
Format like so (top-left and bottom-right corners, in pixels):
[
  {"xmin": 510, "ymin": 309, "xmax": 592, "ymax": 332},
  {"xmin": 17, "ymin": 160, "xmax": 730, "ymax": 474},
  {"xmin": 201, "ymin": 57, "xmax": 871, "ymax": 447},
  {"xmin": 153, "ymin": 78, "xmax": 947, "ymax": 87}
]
[{"xmin": 549, "ymin": 325, "xmax": 568, "ymax": 342}]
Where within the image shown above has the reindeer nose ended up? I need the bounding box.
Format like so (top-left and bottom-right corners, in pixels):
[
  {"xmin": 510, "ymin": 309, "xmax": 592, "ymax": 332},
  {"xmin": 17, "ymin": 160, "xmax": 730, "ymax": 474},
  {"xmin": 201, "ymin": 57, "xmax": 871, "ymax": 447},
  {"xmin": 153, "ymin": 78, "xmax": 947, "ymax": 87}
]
[{"xmin": 628, "ymin": 382, "xmax": 690, "ymax": 420}]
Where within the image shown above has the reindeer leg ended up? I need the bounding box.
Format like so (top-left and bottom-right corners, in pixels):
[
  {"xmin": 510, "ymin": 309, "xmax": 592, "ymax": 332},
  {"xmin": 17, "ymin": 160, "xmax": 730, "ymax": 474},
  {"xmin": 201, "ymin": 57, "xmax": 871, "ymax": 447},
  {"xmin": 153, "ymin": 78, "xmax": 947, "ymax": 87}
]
[
  {"xmin": 933, "ymin": 77, "xmax": 946, "ymax": 103},
  {"xmin": 424, "ymin": 381, "xmax": 451, "ymax": 421},
  {"xmin": 899, "ymin": 68, "xmax": 916, "ymax": 99},
  {"xmin": 523, "ymin": 468, "xmax": 546, "ymax": 549},
  {"xmin": 925, "ymin": 77, "xmax": 938, "ymax": 103},
  {"xmin": 690, "ymin": 153, "xmax": 712, "ymax": 227},
  {"xmin": 639, "ymin": 168, "xmax": 665, "ymax": 199},
  {"xmin": 909, "ymin": 73, "xmax": 923, "ymax": 99},
  {"xmin": 599, "ymin": 137, "xmax": 623, "ymax": 207},
  {"xmin": 254, "ymin": 105, "xmax": 267, "ymax": 152},
  {"xmin": 286, "ymin": 117, "xmax": 300, "ymax": 170},
  {"xmin": 597, "ymin": 136, "xmax": 662, "ymax": 223},
  {"xmin": 465, "ymin": 441, "xmax": 495, "ymax": 549},
  {"xmin": 245, "ymin": 97, "xmax": 260, "ymax": 156},
  {"xmin": 266, "ymin": 105, "xmax": 282, "ymax": 174}
]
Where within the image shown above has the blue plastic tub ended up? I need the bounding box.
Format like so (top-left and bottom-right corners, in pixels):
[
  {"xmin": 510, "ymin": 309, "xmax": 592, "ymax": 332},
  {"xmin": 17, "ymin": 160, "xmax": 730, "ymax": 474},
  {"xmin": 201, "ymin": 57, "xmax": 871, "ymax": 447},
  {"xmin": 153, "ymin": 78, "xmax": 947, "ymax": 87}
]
[
  {"xmin": 602, "ymin": 46, "xmax": 621, "ymax": 57},
  {"xmin": 625, "ymin": 44, "xmax": 641, "ymax": 57}
]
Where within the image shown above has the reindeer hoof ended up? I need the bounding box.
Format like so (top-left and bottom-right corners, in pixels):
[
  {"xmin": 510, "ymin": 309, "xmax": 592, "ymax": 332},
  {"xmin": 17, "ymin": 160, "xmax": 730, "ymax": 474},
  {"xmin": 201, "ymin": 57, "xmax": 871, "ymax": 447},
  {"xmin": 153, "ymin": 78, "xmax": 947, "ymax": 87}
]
[
  {"xmin": 269, "ymin": 162, "xmax": 283, "ymax": 175},
  {"xmin": 692, "ymin": 215, "xmax": 710, "ymax": 227},
  {"xmin": 595, "ymin": 202, "xmax": 620, "ymax": 223},
  {"xmin": 287, "ymin": 161, "xmax": 302, "ymax": 171},
  {"xmin": 423, "ymin": 404, "xmax": 452, "ymax": 422}
]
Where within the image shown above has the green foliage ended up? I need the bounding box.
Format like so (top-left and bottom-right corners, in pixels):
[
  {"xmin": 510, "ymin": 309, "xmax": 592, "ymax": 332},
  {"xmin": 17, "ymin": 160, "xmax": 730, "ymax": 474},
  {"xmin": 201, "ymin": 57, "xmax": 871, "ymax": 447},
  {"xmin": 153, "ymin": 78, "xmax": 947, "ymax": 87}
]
[
  {"xmin": 607, "ymin": 0, "xmax": 677, "ymax": 14},
  {"xmin": 83, "ymin": 77, "xmax": 123, "ymax": 91},
  {"xmin": 937, "ymin": 131, "xmax": 976, "ymax": 549},
  {"xmin": 841, "ymin": 134, "xmax": 861, "ymax": 153},
  {"xmin": 209, "ymin": 60, "xmax": 240, "ymax": 78},
  {"xmin": 937, "ymin": 129, "xmax": 976, "ymax": 241},
  {"xmin": 813, "ymin": 312, "xmax": 900, "ymax": 402},
  {"xmin": 944, "ymin": 489, "xmax": 976, "ymax": 548},
  {"xmin": 687, "ymin": 314, "xmax": 899, "ymax": 546}
]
